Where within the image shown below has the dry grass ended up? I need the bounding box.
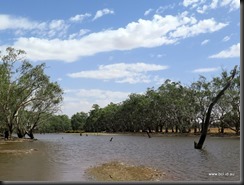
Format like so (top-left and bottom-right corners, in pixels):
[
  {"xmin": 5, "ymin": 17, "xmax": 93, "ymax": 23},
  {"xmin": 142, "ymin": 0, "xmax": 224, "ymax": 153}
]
[
  {"xmin": 161, "ymin": 127, "xmax": 237, "ymax": 134},
  {"xmin": 208, "ymin": 127, "xmax": 236, "ymax": 133},
  {"xmin": 85, "ymin": 161, "xmax": 165, "ymax": 182}
]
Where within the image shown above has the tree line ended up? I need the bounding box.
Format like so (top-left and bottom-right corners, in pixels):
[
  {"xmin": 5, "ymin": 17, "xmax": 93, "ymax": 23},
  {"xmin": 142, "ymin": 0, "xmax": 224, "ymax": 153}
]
[
  {"xmin": 0, "ymin": 47, "xmax": 240, "ymax": 139},
  {"xmin": 82, "ymin": 67, "xmax": 240, "ymax": 135}
]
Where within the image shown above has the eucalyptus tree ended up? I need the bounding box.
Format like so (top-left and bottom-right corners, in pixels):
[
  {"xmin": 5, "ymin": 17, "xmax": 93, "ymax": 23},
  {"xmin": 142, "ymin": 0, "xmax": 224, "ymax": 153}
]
[
  {"xmin": 157, "ymin": 80, "xmax": 191, "ymax": 133},
  {"xmin": 116, "ymin": 94, "xmax": 138, "ymax": 132},
  {"xmin": 99, "ymin": 102, "xmax": 119, "ymax": 132},
  {"xmin": 0, "ymin": 47, "xmax": 63, "ymax": 139},
  {"xmin": 71, "ymin": 111, "xmax": 88, "ymax": 131},
  {"xmin": 84, "ymin": 104, "xmax": 102, "ymax": 132},
  {"xmin": 212, "ymin": 67, "xmax": 240, "ymax": 134},
  {"xmin": 17, "ymin": 79, "xmax": 63, "ymax": 138},
  {"xmin": 145, "ymin": 87, "xmax": 166, "ymax": 133},
  {"xmin": 38, "ymin": 114, "xmax": 71, "ymax": 133},
  {"xmin": 194, "ymin": 65, "xmax": 238, "ymax": 149},
  {"xmin": 190, "ymin": 76, "xmax": 213, "ymax": 132}
]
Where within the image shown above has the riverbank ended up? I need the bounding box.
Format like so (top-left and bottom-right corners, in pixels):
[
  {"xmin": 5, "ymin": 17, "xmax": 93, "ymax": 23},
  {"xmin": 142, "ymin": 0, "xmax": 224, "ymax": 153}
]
[
  {"xmin": 0, "ymin": 137, "xmax": 38, "ymax": 155},
  {"xmin": 80, "ymin": 131, "xmax": 240, "ymax": 138},
  {"xmin": 0, "ymin": 137, "xmax": 37, "ymax": 143},
  {"xmin": 85, "ymin": 161, "xmax": 165, "ymax": 182}
]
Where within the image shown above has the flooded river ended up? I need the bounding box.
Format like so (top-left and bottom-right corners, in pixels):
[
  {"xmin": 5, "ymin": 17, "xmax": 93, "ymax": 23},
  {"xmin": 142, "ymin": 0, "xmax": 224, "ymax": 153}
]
[{"xmin": 0, "ymin": 133, "xmax": 240, "ymax": 182}]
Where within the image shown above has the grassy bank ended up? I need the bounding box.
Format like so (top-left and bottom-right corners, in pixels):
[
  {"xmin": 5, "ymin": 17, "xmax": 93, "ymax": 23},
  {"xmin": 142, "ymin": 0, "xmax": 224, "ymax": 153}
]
[{"xmin": 85, "ymin": 161, "xmax": 165, "ymax": 182}]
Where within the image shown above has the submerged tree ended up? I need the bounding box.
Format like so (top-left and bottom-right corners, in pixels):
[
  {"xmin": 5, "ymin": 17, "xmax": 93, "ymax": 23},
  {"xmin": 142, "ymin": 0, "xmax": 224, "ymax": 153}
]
[{"xmin": 194, "ymin": 65, "xmax": 238, "ymax": 149}]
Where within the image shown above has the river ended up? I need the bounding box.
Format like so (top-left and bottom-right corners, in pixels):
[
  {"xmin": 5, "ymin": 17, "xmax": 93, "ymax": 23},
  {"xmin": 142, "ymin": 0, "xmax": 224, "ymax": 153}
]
[{"xmin": 0, "ymin": 133, "xmax": 240, "ymax": 182}]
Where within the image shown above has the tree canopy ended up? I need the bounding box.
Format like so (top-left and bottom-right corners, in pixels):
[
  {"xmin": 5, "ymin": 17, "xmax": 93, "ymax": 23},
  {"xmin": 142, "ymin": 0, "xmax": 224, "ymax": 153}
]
[
  {"xmin": 0, "ymin": 47, "xmax": 63, "ymax": 139},
  {"xmin": 81, "ymin": 66, "xmax": 240, "ymax": 135}
]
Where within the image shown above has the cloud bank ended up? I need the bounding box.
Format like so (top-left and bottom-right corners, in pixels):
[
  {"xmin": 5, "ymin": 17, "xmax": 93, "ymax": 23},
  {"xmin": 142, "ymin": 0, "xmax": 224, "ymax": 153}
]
[{"xmin": 1, "ymin": 12, "xmax": 228, "ymax": 62}]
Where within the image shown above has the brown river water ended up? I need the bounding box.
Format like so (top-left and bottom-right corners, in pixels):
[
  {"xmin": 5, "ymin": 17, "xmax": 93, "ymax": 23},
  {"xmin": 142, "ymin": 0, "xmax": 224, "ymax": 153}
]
[{"xmin": 0, "ymin": 133, "xmax": 241, "ymax": 182}]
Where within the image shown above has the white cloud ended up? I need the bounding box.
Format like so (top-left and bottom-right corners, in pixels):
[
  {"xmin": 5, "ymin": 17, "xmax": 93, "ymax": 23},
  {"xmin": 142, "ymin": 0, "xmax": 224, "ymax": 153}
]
[
  {"xmin": 47, "ymin": 19, "xmax": 69, "ymax": 37},
  {"xmin": 196, "ymin": 5, "xmax": 208, "ymax": 14},
  {"xmin": 222, "ymin": 35, "xmax": 230, "ymax": 42},
  {"xmin": 144, "ymin": 8, "xmax": 153, "ymax": 16},
  {"xmin": 93, "ymin": 8, "xmax": 114, "ymax": 21},
  {"xmin": 209, "ymin": 43, "xmax": 240, "ymax": 58},
  {"xmin": 169, "ymin": 18, "xmax": 228, "ymax": 39},
  {"xmin": 210, "ymin": 0, "xmax": 219, "ymax": 9},
  {"xmin": 69, "ymin": 13, "xmax": 91, "ymax": 22},
  {"xmin": 68, "ymin": 29, "xmax": 90, "ymax": 39},
  {"xmin": 0, "ymin": 14, "xmax": 71, "ymax": 38},
  {"xmin": 155, "ymin": 4, "xmax": 176, "ymax": 14},
  {"xmin": 61, "ymin": 88, "xmax": 132, "ymax": 116},
  {"xmin": 0, "ymin": 14, "xmax": 46, "ymax": 30},
  {"xmin": 192, "ymin": 67, "xmax": 220, "ymax": 73},
  {"xmin": 49, "ymin": 20, "xmax": 65, "ymax": 30},
  {"xmin": 183, "ymin": 0, "xmax": 239, "ymax": 13},
  {"xmin": 183, "ymin": 0, "xmax": 199, "ymax": 7},
  {"xmin": 67, "ymin": 63, "xmax": 169, "ymax": 84},
  {"xmin": 201, "ymin": 39, "xmax": 209, "ymax": 45},
  {"xmin": 4, "ymin": 12, "xmax": 228, "ymax": 62},
  {"xmin": 220, "ymin": 0, "xmax": 240, "ymax": 11}
]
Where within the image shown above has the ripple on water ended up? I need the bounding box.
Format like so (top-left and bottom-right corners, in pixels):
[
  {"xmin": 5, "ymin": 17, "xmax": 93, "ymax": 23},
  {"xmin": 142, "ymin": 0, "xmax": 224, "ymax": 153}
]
[{"xmin": 0, "ymin": 134, "xmax": 240, "ymax": 181}]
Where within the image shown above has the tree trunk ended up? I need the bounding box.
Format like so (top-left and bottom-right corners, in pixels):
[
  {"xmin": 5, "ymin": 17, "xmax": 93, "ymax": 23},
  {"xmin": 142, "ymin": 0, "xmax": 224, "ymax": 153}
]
[
  {"xmin": 194, "ymin": 65, "xmax": 237, "ymax": 149},
  {"xmin": 175, "ymin": 125, "xmax": 178, "ymax": 133},
  {"xmin": 146, "ymin": 131, "xmax": 151, "ymax": 138},
  {"xmin": 7, "ymin": 124, "xmax": 13, "ymax": 139},
  {"xmin": 155, "ymin": 124, "xmax": 159, "ymax": 132},
  {"xmin": 165, "ymin": 127, "xmax": 168, "ymax": 133},
  {"xmin": 26, "ymin": 130, "xmax": 35, "ymax": 139},
  {"xmin": 148, "ymin": 127, "xmax": 152, "ymax": 133},
  {"xmin": 17, "ymin": 128, "xmax": 26, "ymax": 138},
  {"xmin": 221, "ymin": 126, "xmax": 224, "ymax": 134},
  {"xmin": 159, "ymin": 125, "xmax": 163, "ymax": 132},
  {"xmin": 4, "ymin": 130, "xmax": 9, "ymax": 140}
]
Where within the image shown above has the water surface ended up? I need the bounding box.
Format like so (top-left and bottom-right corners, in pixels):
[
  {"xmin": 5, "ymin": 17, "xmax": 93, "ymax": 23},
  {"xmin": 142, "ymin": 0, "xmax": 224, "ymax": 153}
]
[{"xmin": 0, "ymin": 133, "xmax": 240, "ymax": 182}]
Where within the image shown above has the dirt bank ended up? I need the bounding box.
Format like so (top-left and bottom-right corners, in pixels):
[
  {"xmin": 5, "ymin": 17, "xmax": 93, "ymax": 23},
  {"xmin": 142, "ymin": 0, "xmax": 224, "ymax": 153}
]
[
  {"xmin": 0, "ymin": 137, "xmax": 38, "ymax": 155},
  {"xmin": 85, "ymin": 161, "xmax": 166, "ymax": 182}
]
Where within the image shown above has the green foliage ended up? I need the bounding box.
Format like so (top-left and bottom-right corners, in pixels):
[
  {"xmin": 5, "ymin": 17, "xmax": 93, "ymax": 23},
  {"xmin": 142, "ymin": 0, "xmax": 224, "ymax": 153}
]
[
  {"xmin": 71, "ymin": 112, "xmax": 88, "ymax": 131},
  {"xmin": 38, "ymin": 114, "xmax": 71, "ymax": 133},
  {"xmin": 81, "ymin": 67, "xmax": 240, "ymax": 134},
  {"xmin": 0, "ymin": 47, "xmax": 64, "ymax": 138}
]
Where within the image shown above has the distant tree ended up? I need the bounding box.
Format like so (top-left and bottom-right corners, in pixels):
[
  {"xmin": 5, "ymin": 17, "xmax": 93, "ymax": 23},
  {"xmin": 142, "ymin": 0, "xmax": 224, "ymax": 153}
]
[
  {"xmin": 71, "ymin": 112, "xmax": 88, "ymax": 131},
  {"xmin": 38, "ymin": 114, "xmax": 71, "ymax": 133},
  {"xmin": 84, "ymin": 104, "xmax": 101, "ymax": 132}
]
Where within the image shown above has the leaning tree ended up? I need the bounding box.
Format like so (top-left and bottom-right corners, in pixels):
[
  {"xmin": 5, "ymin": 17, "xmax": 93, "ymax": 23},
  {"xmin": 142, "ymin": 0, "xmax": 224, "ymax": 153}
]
[
  {"xmin": 0, "ymin": 47, "xmax": 63, "ymax": 139},
  {"xmin": 194, "ymin": 65, "xmax": 238, "ymax": 149}
]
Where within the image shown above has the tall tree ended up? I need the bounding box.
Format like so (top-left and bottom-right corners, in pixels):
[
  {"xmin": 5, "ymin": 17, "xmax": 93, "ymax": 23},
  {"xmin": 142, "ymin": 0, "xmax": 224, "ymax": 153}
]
[
  {"xmin": 0, "ymin": 47, "xmax": 63, "ymax": 139},
  {"xmin": 71, "ymin": 112, "xmax": 88, "ymax": 131},
  {"xmin": 194, "ymin": 65, "xmax": 238, "ymax": 149}
]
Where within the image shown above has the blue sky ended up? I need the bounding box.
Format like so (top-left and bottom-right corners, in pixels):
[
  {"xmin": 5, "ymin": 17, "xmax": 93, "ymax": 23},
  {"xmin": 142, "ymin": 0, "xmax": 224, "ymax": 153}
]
[{"xmin": 0, "ymin": 0, "xmax": 240, "ymax": 117}]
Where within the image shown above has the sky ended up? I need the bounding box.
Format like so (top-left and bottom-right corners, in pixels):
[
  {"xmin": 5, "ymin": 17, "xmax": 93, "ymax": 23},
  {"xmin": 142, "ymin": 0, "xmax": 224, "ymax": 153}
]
[{"xmin": 0, "ymin": 0, "xmax": 240, "ymax": 117}]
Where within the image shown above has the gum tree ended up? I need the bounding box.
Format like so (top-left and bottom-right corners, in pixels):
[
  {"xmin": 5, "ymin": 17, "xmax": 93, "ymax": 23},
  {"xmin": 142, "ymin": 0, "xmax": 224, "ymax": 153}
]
[
  {"xmin": 0, "ymin": 47, "xmax": 63, "ymax": 139},
  {"xmin": 194, "ymin": 65, "xmax": 238, "ymax": 149}
]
